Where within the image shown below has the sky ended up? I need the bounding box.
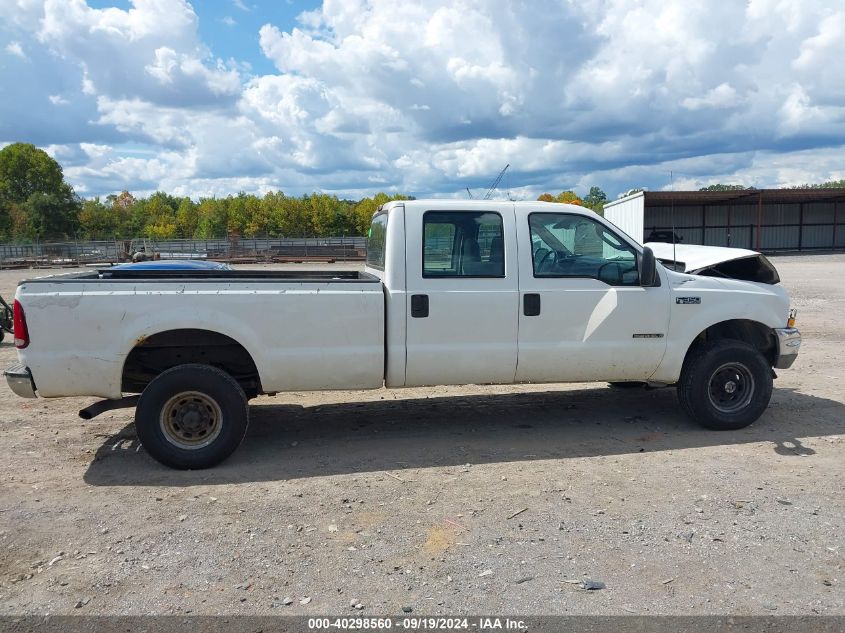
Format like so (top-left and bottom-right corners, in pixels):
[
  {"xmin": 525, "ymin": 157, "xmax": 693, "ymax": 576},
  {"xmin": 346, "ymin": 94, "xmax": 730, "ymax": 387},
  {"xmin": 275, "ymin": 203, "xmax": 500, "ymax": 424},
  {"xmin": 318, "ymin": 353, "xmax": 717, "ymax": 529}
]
[{"xmin": 1, "ymin": 0, "xmax": 844, "ymax": 201}]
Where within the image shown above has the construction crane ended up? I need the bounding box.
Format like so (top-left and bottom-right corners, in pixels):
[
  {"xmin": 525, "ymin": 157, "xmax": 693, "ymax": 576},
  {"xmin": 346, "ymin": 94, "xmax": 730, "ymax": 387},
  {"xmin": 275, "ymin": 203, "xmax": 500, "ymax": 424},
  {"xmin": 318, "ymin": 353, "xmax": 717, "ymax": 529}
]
[{"xmin": 483, "ymin": 164, "xmax": 509, "ymax": 200}]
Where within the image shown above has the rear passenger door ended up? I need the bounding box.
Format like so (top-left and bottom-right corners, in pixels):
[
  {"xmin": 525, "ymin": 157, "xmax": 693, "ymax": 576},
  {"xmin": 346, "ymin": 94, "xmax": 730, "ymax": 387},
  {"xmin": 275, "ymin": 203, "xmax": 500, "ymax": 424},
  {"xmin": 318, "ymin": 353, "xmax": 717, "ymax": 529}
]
[{"xmin": 404, "ymin": 204, "xmax": 519, "ymax": 387}]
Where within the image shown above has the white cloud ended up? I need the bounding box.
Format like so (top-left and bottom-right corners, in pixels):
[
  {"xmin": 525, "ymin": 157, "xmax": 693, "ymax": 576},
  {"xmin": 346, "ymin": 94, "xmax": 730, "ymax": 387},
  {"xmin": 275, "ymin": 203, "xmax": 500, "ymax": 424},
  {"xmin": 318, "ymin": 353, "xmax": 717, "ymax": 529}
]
[
  {"xmin": 32, "ymin": 0, "xmax": 242, "ymax": 107},
  {"xmin": 3, "ymin": 0, "xmax": 845, "ymax": 199},
  {"xmin": 5, "ymin": 40, "xmax": 26, "ymax": 58},
  {"xmin": 79, "ymin": 142, "xmax": 111, "ymax": 158},
  {"xmin": 682, "ymin": 83, "xmax": 741, "ymax": 110},
  {"xmin": 144, "ymin": 46, "xmax": 240, "ymax": 96},
  {"xmin": 220, "ymin": 15, "xmax": 236, "ymax": 27}
]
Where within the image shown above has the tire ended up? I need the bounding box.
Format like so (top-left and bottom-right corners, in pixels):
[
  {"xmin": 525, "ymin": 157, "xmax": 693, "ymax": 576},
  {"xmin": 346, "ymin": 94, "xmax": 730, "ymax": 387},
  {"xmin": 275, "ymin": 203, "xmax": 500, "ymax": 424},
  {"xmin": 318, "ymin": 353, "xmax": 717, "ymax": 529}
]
[
  {"xmin": 135, "ymin": 364, "xmax": 249, "ymax": 469},
  {"xmin": 677, "ymin": 339, "xmax": 772, "ymax": 430}
]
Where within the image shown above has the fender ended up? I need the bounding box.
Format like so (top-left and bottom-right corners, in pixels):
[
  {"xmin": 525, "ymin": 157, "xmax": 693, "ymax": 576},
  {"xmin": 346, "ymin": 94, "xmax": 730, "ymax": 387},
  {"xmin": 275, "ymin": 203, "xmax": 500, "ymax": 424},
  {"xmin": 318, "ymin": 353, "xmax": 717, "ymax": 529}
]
[
  {"xmin": 650, "ymin": 272, "xmax": 790, "ymax": 383},
  {"xmin": 116, "ymin": 308, "xmax": 266, "ymax": 396}
]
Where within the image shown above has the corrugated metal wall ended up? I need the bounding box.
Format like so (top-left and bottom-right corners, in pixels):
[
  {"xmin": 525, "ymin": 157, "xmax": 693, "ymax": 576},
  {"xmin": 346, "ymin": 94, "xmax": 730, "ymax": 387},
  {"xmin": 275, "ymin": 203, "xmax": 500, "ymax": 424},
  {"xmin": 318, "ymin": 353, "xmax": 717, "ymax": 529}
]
[
  {"xmin": 604, "ymin": 193, "xmax": 646, "ymax": 244},
  {"xmin": 644, "ymin": 201, "xmax": 842, "ymax": 251}
]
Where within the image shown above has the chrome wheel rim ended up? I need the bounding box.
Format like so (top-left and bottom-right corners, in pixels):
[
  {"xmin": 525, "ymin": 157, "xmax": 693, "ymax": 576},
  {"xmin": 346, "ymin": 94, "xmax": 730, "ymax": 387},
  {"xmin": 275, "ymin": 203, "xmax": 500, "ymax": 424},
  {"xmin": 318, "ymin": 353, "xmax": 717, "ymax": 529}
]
[
  {"xmin": 159, "ymin": 391, "xmax": 223, "ymax": 450},
  {"xmin": 707, "ymin": 362, "xmax": 755, "ymax": 414}
]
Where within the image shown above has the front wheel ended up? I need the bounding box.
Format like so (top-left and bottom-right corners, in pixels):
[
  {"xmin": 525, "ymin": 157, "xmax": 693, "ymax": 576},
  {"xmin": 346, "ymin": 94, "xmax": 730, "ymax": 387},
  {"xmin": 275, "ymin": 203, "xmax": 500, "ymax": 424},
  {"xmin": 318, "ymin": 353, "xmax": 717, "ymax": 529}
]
[
  {"xmin": 677, "ymin": 340, "xmax": 772, "ymax": 430},
  {"xmin": 135, "ymin": 364, "xmax": 249, "ymax": 469}
]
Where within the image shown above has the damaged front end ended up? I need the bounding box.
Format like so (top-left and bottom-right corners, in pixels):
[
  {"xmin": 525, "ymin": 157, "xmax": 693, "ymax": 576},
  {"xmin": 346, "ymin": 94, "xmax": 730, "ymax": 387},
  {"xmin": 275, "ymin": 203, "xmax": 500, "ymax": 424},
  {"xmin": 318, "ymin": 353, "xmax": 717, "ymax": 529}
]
[{"xmin": 645, "ymin": 242, "xmax": 780, "ymax": 284}]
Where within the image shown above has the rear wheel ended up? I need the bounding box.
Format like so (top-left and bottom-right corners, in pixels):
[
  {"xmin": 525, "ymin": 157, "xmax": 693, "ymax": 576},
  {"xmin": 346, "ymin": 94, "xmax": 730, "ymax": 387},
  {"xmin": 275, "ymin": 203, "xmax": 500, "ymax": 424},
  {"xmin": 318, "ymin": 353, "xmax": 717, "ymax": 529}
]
[
  {"xmin": 135, "ymin": 364, "xmax": 249, "ymax": 469},
  {"xmin": 677, "ymin": 340, "xmax": 772, "ymax": 430}
]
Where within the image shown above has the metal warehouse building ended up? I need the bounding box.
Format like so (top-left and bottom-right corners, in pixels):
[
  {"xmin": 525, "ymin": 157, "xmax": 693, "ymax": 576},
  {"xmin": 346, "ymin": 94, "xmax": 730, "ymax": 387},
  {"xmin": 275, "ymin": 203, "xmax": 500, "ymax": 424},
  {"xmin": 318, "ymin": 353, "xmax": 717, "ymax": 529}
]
[{"xmin": 604, "ymin": 189, "xmax": 845, "ymax": 252}]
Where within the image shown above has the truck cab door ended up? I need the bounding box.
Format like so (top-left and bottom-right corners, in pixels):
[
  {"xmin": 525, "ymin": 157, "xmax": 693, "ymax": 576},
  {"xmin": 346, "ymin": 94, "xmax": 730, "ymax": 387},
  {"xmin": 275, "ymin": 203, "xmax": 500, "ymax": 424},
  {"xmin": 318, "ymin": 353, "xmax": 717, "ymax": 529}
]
[
  {"xmin": 516, "ymin": 208, "xmax": 669, "ymax": 382},
  {"xmin": 404, "ymin": 204, "xmax": 519, "ymax": 387}
]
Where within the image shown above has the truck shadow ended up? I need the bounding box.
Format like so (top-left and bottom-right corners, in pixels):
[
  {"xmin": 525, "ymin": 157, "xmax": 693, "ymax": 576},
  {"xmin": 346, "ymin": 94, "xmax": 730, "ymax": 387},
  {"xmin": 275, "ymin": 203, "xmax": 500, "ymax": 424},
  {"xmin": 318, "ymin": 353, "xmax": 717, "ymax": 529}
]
[{"xmin": 83, "ymin": 386, "xmax": 844, "ymax": 486}]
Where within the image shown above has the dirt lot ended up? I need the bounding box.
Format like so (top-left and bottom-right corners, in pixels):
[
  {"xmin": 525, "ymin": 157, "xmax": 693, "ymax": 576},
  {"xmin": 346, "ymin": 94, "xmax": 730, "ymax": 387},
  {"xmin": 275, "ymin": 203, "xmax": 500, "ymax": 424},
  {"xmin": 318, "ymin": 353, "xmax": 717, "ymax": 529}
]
[{"xmin": 0, "ymin": 255, "xmax": 842, "ymax": 616}]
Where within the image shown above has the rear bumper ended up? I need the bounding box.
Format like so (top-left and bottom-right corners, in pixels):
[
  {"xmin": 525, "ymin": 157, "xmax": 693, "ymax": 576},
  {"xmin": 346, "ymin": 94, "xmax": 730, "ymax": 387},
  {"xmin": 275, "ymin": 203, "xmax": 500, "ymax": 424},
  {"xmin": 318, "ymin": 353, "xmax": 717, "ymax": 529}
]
[
  {"xmin": 773, "ymin": 327, "xmax": 801, "ymax": 369},
  {"xmin": 4, "ymin": 364, "xmax": 37, "ymax": 398}
]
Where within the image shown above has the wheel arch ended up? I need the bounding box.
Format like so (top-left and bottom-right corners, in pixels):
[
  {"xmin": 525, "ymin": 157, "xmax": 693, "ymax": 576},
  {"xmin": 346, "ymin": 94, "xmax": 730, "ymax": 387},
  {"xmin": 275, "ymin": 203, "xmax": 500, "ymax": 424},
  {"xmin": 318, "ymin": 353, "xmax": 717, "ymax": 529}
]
[
  {"xmin": 681, "ymin": 319, "xmax": 777, "ymax": 370},
  {"xmin": 121, "ymin": 328, "xmax": 262, "ymax": 397}
]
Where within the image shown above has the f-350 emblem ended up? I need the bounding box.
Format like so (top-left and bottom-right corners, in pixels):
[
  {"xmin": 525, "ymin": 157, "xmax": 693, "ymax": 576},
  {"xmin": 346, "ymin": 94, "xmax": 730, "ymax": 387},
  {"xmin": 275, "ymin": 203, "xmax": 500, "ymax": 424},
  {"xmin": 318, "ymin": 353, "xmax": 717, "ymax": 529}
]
[{"xmin": 676, "ymin": 296, "xmax": 701, "ymax": 304}]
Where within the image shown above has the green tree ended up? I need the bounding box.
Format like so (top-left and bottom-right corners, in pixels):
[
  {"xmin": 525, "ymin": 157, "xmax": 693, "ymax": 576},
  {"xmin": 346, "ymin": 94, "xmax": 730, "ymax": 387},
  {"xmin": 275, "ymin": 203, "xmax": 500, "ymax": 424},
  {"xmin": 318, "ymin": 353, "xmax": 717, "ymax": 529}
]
[
  {"xmin": 0, "ymin": 142, "xmax": 81, "ymax": 239},
  {"xmin": 79, "ymin": 197, "xmax": 119, "ymax": 239},
  {"xmin": 22, "ymin": 189, "xmax": 80, "ymax": 239},
  {"xmin": 797, "ymin": 179, "xmax": 845, "ymax": 189},
  {"xmin": 242, "ymin": 194, "xmax": 266, "ymax": 237},
  {"xmin": 261, "ymin": 191, "xmax": 286, "ymax": 237},
  {"xmin": 353, "ymin": 192, "xmax": 409, "ymax": 235},
  {"xmin": 281, "ymin": 196, "xmax": 311, "ymax": 237},
  {"xmin": 0, "ymin": 143, "xmax": 65, "ymax": 204},
  {"xmin": 227, "ymin": 193, "xmax": 249, "ymax": 235},
  {"xmin": 121, "ymin": 198, "xmax": 148, "ymax": 238},
  {"xmin": 176, "ymin": 198, "xmax": 199, "ymax": 238},
  {"xmin": 262, "ymin": 193, "xmax": 313, "ymax": 237},
  {"xmin": 699, "ymin": 184, "xmax": 749, "ymax": 191},
  {"xmin": 333, "ymin": 199, "xmax": 359, "ymax": 235},
  {"xmin": 555, "ymin": 191, "xmax": 583, "ymax": 205},
  {"xmin": 144, "ymin": 195, "xmax": 178, "ymax": 239},
  {"xmin": 5, "ymin": 201, "xmax": 27, "ymax": 237},
  {"xmin": 308, "ymin": 193, "xmax": 341, "ymax": 237},
  {"xmin": 583, "ymin": 186, "xmax": 607, "ymax": 214},
  {"xmin": 196, "ymin": 198, "xmax": 228, "ymax": 238}
]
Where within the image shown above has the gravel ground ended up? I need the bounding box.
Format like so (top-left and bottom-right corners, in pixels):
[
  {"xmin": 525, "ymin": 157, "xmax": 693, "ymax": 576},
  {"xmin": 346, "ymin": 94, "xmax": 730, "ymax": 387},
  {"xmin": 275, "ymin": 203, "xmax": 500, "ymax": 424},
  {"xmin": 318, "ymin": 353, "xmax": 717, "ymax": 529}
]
[{"xmin": 0, "ymin": 255, "xmax": 842, "ymax": 616}]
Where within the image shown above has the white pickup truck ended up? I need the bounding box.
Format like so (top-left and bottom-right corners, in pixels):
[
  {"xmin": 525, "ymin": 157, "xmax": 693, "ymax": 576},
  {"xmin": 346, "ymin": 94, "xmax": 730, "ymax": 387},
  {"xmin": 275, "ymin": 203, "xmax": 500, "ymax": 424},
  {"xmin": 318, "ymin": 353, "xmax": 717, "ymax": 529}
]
[{"xmin": 5, "ymin": 200, "xmax": 801, "ymax": 469}]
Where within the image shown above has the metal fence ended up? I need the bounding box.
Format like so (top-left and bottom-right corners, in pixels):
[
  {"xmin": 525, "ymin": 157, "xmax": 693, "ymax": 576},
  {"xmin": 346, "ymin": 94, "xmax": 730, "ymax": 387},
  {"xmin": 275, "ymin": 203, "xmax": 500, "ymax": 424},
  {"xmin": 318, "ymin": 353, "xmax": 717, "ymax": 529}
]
[{"xmin": 0, "ymin": 237, "xmax": 368, "ymax": 269}]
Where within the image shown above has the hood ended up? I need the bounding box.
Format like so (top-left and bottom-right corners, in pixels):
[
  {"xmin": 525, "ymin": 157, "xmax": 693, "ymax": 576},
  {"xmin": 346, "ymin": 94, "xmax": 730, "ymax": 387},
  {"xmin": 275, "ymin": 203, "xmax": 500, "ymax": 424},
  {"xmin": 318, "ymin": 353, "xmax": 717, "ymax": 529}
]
[{"xmin": 645, "ymin": 242, "xmax": 780, "ymax": 284}]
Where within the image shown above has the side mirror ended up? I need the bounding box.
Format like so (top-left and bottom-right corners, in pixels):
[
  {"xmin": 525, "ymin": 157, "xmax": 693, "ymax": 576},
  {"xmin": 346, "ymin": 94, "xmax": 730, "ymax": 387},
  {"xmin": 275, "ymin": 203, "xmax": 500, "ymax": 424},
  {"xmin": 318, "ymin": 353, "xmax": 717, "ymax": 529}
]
[{"xmin": 639, "ymin": 246, "xmax": 658, "ymax": 287}]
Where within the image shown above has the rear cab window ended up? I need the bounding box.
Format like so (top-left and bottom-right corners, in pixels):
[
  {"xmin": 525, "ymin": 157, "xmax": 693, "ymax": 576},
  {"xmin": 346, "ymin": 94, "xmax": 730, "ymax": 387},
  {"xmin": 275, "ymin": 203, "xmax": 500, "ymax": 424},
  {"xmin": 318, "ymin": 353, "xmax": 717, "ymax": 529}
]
[{"xmin": 422, "ymin": 211, "xmax": 505, "ymax": 278}]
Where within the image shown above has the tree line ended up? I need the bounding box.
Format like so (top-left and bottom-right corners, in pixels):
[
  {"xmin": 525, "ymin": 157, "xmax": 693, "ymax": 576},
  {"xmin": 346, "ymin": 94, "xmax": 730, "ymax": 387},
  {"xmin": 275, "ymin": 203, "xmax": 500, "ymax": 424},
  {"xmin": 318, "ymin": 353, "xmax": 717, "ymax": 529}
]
[
  {"xmin": 75, "ymin": 190, "xmax": 408, "ymax": 241},
  {"xmin": 700, "ymin": 181, "xmax": 845, "ymax": 191},
  {"xmin": 537, "ymin": 186, "xmax": 608, "ymax": 213},
  {"xmin": 0, "ymin": 143, "xmax": 410, "ymax": 241},
  {"xmin": 4, "ymin": 142, "xmax": 843, "ymax": 242}
]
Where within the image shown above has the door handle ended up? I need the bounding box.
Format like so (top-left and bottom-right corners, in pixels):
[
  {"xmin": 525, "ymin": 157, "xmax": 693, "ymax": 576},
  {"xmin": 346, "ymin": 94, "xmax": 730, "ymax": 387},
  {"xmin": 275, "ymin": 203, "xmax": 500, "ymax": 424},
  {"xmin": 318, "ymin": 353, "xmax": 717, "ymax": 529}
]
[
  {"xmin": 411, "ymin": 294, "xmax": 429, "ymax": 318},
  {"xmin": 524, "ymin": 293, "xmax": 541, "ymax": 316}
]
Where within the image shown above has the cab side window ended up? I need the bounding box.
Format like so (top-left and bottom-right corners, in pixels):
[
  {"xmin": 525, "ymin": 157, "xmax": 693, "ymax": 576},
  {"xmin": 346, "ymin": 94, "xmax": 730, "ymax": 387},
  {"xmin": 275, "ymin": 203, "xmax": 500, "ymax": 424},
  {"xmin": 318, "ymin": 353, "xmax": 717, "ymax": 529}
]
[
  {"xmin": 423, "ymin": 211, "xmax": 505, "ymax": 278},
  {"xmin": 529, "ymin": 213, "xmax": 639, "ymax": 286},
  {"xmin": 366, "ymin": 212, "xmax": 388, "ymax": 270}
]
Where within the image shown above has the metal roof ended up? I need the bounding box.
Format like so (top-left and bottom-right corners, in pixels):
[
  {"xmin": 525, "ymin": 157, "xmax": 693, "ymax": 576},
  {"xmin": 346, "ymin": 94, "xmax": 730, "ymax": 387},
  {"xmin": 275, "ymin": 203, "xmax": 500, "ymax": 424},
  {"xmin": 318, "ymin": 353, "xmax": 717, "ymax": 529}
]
[{"xmin": 642, "ymin": 188, "xmax": 845, "ymax": 206}]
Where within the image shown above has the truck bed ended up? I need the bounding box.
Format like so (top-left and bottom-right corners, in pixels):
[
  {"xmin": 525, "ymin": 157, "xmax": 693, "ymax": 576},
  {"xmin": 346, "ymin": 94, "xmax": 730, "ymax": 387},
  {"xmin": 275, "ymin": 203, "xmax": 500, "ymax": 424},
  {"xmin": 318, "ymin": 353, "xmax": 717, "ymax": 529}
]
[
  {"xmin": 20, "ymin": 269, "xmax": 379, "ymax": 284},
  {"xmin": 15, "ymin": 269, "xmax": 386, "ymax": 399}
]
